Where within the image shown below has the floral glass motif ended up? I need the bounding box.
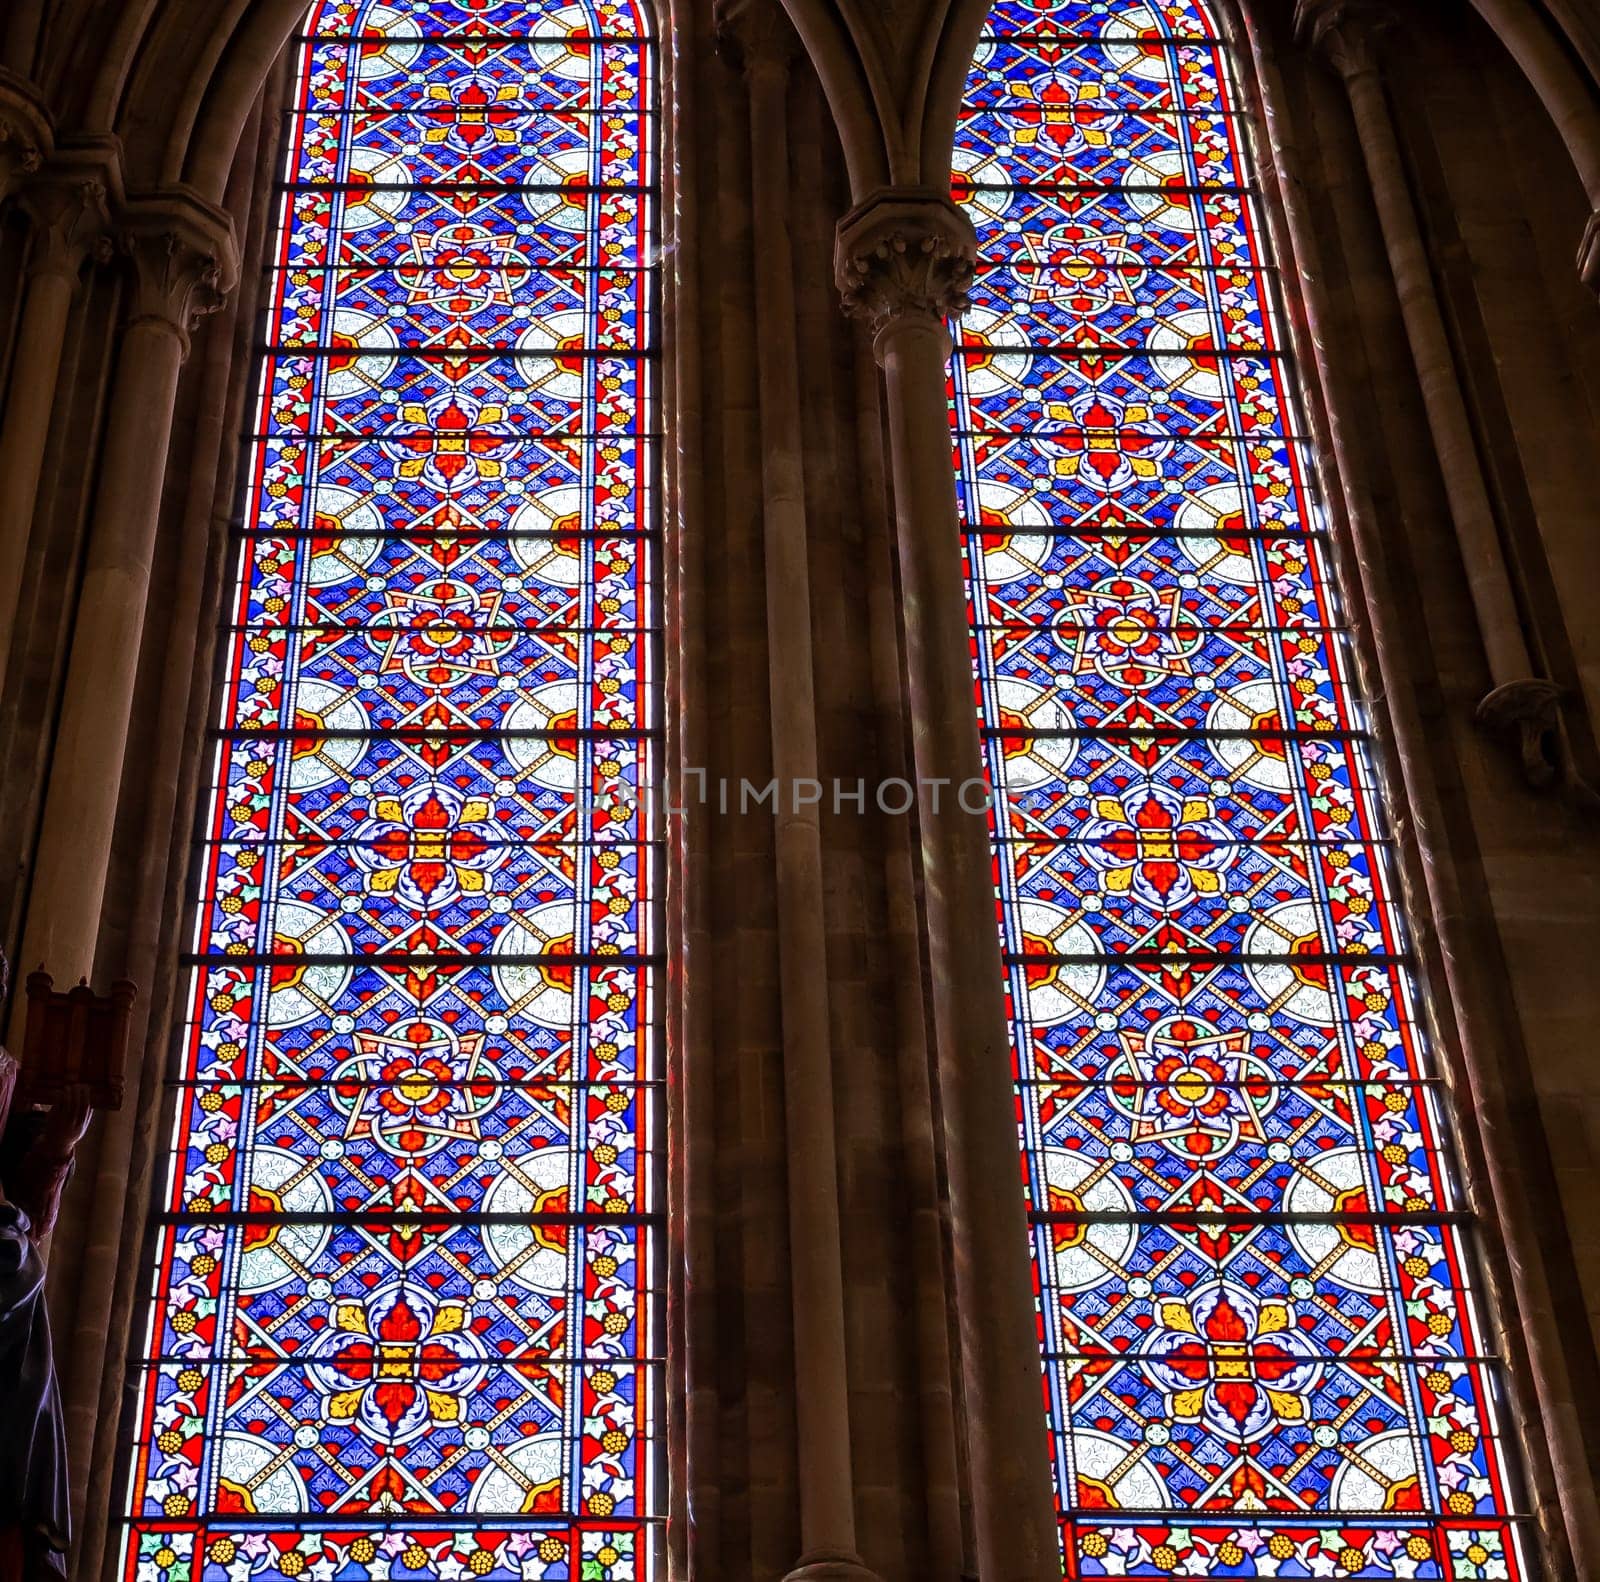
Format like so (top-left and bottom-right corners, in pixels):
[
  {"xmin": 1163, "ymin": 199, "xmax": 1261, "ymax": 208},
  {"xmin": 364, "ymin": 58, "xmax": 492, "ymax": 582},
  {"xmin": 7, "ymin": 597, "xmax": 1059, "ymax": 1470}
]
[
  {"xmin": 121, "ymin": 4, "xmax": 658, "ymax": 1582},
  {"xmin": 950, "ymin": 1, "xmax": 1533, "ymax": 1576}
]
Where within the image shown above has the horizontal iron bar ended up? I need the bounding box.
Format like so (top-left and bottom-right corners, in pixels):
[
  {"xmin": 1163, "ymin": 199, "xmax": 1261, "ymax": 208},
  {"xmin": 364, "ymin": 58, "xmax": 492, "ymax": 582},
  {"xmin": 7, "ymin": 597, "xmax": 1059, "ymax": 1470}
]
[
  {"xmin": 1049, "ymin": 1508, "xmax": 1532, "ymax": 1524},
  {"xmin": 134, "ymin": 1355, "xmax": 667, "ymax": 1372},
  {"xmin": 980, "ymin": 725, "xmax": 1371, "ymax": 744},
  {"xmin": 193, "ymin": 842, "xmax": 659, "ymax": 857},
  {"xmin": 181, "ymin": 952, "xmax": 663, "ymax": 968},
  {"xmin": 989, "ymin": 833, "xmax": 1395, "ymax": 848},
  {"xmin": 154, "ymin": 1210, "xmax": 662, "ymax": 1227},
  {"xmin": 1029, "ymin": 1208, "xmax": 1467, "ymax": 1226},
  {"xmin": 953, "ymin": 342, "xmax": 1287, "ymax": 359},
  {"xmin": 207, "ymin": 727, "xmax": 658, "ymax": 741},
  {"xmin": 953, "ymin": 181, "xmax": 1254, "ymax": 197},
  {"xmin": 1002, "ymin": 951, "xmax": 1414, "ymax": 968},
  {"xmin": 1042, "ymin": 1350, "xmax": 1504, "ymax": 1369},
  {"xmin": 959, "ymin": 108, "xmax": 1239, "ymax": 121},
  {"xmin": 279, "ymin": 106, "xmax": 655, "ymax": 119},
  {"xmin": 963, "ymin": 523, "xmax": 1324, "ymax": 541},
  {"xmin": 971, "ymin": 621, "xmax": 1352, "ymax": 635},
  {"xmin": 163, "ymin": 1077, "xmax": 665, "ymax": 1091},
  {"xmin": 238, "ymin": 430, "xmax": 660, "ymax": 442},
  {"xmin": 192, "ymin": 841, "xmax": 661, "ymax": 855},
  {"xmin": 975, "ymin": 31, "xmax": 1228, "ymax": 46},
  {"xmin": 264, "ymin": 261, "xmax": 654, "ymax": 274},
  {"xmin": 971, "ymin": 261, "xmax": 1266, "ymax": 275},
  {"xmin": 275, "ymin": 179, "xmax": 653, "ymax": 194},
  {"xmin": 951, "ymin": 427, "xmax": 1315, "ymax": 442},
  {"xmin": 296, "ymin": 30, "xmax": 657, "ymax": 45},
  {"xmin": 252, "ymin": 344, "xmax": 657, "ymax": 359},
  {"xmin": 117, "ymin": 1513, "xmax": 669, "ymax": 1530},
  {"xmin": 227, "ymin": 528, "xmax": 659, "ymax": 541},
  {"xmin": 1015, "ymin": 1075, "xmax": 1442, "ymax": 1091},
  {"xmin": 216, "ymin": 622, "xmax": 661, "ymax": 637}
]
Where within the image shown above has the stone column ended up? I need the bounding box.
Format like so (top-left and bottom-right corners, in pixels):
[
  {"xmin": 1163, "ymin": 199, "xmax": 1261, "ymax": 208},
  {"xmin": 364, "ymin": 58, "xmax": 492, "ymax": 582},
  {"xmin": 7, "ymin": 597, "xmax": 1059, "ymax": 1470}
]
[
  {"xmin": 6, "ymin": 194, "xmax": 233, "ymax": 1047},
  {"xmin": 0, "ymin": 170, "xmax": 111, "ymax": 699},
  {"xmin": 660, "ymin": 7, "xmax": 718, "ymax": 1576},
  {"xmin": 1297, "ymin": 0, "xmax": 1571, "ymax": 790},
  {"xmin": 835, "ymin": 188, "xmax": 1060, "ymax": 1582},
  {"xmin": 851, "ymin": 337, "xmax": 965, "ymax": 1582},
  {"xmin": 720, "ymin": 7, "xmax": 883, "ymax": 1579},
  {"xmin": 0, "ymin": 68, "xmax": 48, "ymax": 203}
]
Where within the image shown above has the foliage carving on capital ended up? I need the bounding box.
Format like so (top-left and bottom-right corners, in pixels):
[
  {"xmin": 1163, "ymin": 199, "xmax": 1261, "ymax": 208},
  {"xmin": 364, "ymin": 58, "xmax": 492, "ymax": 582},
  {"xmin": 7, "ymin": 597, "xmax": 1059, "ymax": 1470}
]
[
  {"xmin": 124, "ymin": 231, "xmax": 226, "ymax": 337},
  {"xmin": 120, "ymin": 199, "xmax": 239, "ymax": 352},
  {"xmin": 834, "ymin": 189, "xmax": 978, "ymax": 340},
  {"xmin": 21, "ymin": 178, "xmax": 113, "ymax": 282},
  {"xmin": 1293, "ymin": 0, "xmax": 1395, "ymax": 79},
  {"xmin": 713, "ymin": 0, "xmax": 800, "ymax": 76}
]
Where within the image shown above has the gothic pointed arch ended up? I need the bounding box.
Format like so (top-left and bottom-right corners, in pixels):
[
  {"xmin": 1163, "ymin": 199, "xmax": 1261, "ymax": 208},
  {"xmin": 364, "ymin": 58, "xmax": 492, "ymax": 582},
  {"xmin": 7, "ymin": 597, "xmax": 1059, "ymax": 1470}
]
[
  {"xmin": 944, "ymin": 0, "xmax": 1553, "ymax": 1574},
  {"xmin": 117, "ymin": 7, "xmax": 663, "ymax": 1581}
]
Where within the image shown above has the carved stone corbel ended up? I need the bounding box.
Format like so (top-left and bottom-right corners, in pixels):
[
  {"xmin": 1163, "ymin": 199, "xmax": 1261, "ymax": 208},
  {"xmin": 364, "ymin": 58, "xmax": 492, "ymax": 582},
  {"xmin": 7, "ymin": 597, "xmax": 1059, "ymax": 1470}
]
[
  {"xmin": 0, "ymin": 70, "xmax": 51, "ymax": 204},
  {"xmin": 1476, "ymin": 678, "xmax": 1569, "ymax": 791}
]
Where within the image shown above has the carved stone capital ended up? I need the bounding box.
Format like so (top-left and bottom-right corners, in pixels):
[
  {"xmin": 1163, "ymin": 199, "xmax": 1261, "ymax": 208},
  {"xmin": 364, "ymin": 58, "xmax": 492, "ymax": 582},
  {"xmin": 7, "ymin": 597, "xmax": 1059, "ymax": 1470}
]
[
  {"xmin": 713, "ymin": 0, "xmax": 800, "ymax": 77},
  {"xmin": 834, "ymin": 187, "xmax": 978, "ymax": 348},
  {"xmin": 1580, "ymin": 208, "xmax": 1600, "ymax": 294},
  {"xmin": 118, "ymin": 191, "xmax": 239, "ymax": 356},
  {"xmin": 1294, "ymin": 0, "xmax": 1395, "ymax": 81},
  {"xmin": 0, "ymin": 70, "xmax": 52, "ymax": 204},
  {"xmin": 1476, "ymin": 677, "xmax": 1565, "ymax": 790},
  {"xmin": 20, "ymin": 175, "xmax": 113, "ymax": 284}
]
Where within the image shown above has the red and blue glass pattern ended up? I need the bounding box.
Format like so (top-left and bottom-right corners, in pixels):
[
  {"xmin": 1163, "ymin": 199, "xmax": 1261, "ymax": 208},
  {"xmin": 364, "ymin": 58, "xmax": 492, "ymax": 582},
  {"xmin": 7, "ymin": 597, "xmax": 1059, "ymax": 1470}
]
[
  {"xmin": 122, "ymin": 5, "xmax": 658, "ymax": 1582},
  {"xmin": 950, "ymin": 1, "xmax": 1532, "ymax": 1576}
]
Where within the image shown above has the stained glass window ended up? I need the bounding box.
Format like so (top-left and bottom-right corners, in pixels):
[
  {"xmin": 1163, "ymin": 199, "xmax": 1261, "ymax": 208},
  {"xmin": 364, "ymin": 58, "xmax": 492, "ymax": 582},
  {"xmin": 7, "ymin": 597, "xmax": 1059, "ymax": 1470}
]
[
  {"xmin": 950, "ymin": 2, "xmax": 1533, "ymax": 1576},
  {"xmin": 121, "ymin": 4, "xmax": 659, "ymax": 1580}
]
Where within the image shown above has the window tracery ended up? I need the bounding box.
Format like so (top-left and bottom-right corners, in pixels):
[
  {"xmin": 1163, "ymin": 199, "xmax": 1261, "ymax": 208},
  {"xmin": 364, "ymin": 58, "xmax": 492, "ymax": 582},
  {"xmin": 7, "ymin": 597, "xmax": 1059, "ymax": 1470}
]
[
  {"xmin": 120, "ymin": 4, "xmax": 660, "ymax": 1579},
  {"xmin": 949, "ymin": 2, "xmax": 1534, "ymax": 1574}
]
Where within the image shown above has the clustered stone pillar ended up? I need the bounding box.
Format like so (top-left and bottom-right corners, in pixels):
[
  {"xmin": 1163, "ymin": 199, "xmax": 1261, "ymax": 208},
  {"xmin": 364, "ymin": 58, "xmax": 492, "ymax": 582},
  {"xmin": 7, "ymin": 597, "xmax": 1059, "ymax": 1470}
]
[
  {"xmin": 0, "ymin": 169, "xmax": 111, "ymax": 700},
  {"xmin": 720, "ymin": 6, "xmax": 884, "ymax": 1578},
  {"xmin": 850, "ymin": 328, "xmax": 966, "ymax": 1582},
  {"xmin": 835, "ymin": 188, "xmax": 1060, "ymax": 1582},
  {"xmin": 1296, "ymin": 0, "xmax": 1571, "ymax": 790},
  {"xmin": 6, "ymin": 195, "xmax": 234, "ymax": 1050}
]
